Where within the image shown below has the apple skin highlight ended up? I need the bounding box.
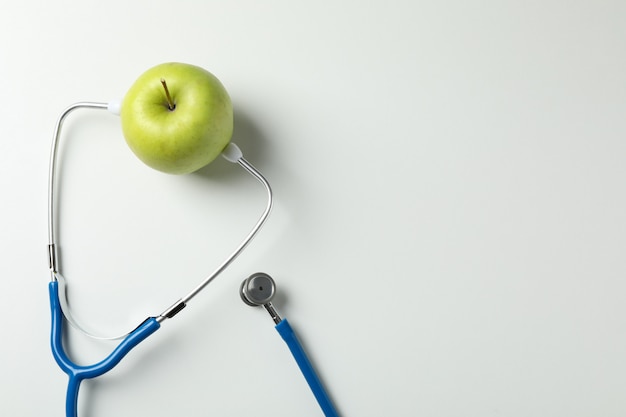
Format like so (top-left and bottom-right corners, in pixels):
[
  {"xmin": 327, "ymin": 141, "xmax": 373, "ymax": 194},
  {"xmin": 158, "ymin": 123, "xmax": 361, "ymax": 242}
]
[{"xmin": 120, "ymin": 62, "xmax": 234, "ymax": 174}]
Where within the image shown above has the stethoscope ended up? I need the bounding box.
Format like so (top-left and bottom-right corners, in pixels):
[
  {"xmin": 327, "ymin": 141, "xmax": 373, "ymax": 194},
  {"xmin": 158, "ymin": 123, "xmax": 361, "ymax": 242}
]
[{"xmin": 47, "ymin": 102, "xmax": 339, "ymax": 417}]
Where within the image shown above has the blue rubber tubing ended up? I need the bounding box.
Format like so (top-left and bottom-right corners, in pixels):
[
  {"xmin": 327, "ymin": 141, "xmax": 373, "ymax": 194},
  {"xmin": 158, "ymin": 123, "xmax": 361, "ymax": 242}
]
[
  {"xmin": 275, "ymin": 319, "xmax": 340, "ymax": 417},
  {"xmin": 49, "ymin": 281, "xmax": 160, "ymax": 417}
]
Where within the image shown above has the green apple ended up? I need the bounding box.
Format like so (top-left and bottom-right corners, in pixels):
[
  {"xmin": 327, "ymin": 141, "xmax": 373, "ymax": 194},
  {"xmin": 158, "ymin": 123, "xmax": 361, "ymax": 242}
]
[{"xmin": 120, "ymin": 62, "xmax": 233, "ymax": 174}]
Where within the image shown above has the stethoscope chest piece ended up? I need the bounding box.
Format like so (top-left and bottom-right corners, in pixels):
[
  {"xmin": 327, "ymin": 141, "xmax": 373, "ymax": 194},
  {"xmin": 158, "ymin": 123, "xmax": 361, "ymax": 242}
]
[
  {"xmin": 240, "ymin": 272, "xmax": 276, "ymax": 306},
  {"xmin": 238, "ymin": 272, "xmax": 340, "ymax": 417}
]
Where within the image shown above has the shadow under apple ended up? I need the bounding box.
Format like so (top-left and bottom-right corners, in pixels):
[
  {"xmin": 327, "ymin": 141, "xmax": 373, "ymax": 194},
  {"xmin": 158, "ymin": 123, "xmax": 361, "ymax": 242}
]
[{"xmin": 192, "ymin": 107, "xmax": 270, "ymax": 180}]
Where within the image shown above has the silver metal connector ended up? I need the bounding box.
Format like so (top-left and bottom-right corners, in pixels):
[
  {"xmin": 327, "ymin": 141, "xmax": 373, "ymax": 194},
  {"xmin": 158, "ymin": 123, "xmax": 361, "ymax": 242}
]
[
  {"xmin": 157, "ymin": 299, "xmax": 187, "ymax": 322},
  {"xmin": 48, "ymin": 244, "xmax": 58, "ymax": 272}
]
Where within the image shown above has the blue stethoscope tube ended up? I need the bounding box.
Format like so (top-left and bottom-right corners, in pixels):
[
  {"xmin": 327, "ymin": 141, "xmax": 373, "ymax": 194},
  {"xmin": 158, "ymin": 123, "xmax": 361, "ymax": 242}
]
[
  {"xmin": 276, "ymin": 319, "xmax": 339, "ymax": 417},
  {"xmin": 49, "ymin": 281, "xmax": 160, "ymax": 417}
]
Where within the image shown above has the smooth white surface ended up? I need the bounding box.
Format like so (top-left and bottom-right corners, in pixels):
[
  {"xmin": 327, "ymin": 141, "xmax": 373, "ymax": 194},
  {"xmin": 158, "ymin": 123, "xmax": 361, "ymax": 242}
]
[{"xmin": 1, "ymin": 1, "xmax": 625, "ymax": 416}]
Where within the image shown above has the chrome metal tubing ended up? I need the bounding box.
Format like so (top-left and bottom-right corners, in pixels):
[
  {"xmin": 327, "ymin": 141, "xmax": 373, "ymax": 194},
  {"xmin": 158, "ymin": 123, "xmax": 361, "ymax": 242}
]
[
  {"xmin": 264, "ymin": 302, "xmax": 282, "ymax": 324},
  {"xmin": 48, "ymin": 102, "xmax": 109, "ymax": 277},
  {"xmin": 157, "ymin": 156, "xmax": 274, "ymax": 320},
  {"xmin": 48, "ymin": 101, "xmax": 273, "ymax": 331}
]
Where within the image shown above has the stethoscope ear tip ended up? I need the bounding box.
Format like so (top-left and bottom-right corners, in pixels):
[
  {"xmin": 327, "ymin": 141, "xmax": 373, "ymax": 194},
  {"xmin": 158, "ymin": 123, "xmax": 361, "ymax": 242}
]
[
  {"xmin": 221, "ymin": 142, "xmax": 243, "ymax": 163},
  {"xmin": 240, "ymin": 272, "xmax": 276, "ymax": 306},
  {"xmin": 107, "ymin": 99, "xmax": 122, "ymax": 115}
]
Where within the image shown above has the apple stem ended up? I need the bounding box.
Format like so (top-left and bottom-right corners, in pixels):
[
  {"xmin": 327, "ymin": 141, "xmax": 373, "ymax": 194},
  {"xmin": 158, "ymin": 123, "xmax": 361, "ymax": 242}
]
[{"xmin": 160, "ymin": 78, "xmax": 175, "ymax": 111}]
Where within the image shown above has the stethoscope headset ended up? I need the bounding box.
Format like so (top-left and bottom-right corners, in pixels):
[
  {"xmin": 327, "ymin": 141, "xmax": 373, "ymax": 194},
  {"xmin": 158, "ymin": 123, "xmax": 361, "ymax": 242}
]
[{"xmin": 47, "ymin": 102, "xmax": 339, "ymax": 417}]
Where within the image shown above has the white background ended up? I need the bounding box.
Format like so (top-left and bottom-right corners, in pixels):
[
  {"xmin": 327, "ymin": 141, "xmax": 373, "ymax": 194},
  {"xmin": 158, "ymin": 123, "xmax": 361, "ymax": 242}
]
[{"xmin": 1, "ymin": 1, "xmax": 625, "ymax": 416}]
